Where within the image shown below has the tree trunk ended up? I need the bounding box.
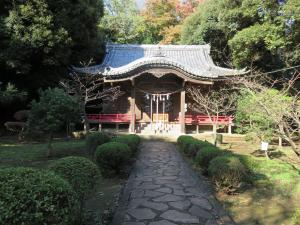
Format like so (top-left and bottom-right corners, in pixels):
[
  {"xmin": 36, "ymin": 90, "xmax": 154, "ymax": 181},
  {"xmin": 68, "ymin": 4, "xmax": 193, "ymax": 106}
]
[
  {"xmin": 18, "ymin": 127, "xmax": 25, "ymax": 141},
  {"xmin": 83, "ymin": 119, "xmax": 90, "ymax": 133},
  {"xmin": 66, "ymin": 121, "xmax": 70, "ymax": 138},
  {"xmin": 281, "ymin": 122, "xmax": 300, "ymax": 157},
  {"xmin": 285, "ymin": 137, "xmax": 300, "ymax": 157},
  {"xmin": 82, "ymin": 109, "xmax": 90, "ymax": 133},
  {"xmin": 79, "ymin": 101, "xmax": 90, "ymax": 133},
  {"xmin": 46, "ymin": 132, "xmax": 54, "ymax": 157},
  {"xmin": 265, "ymin": 150, "xmax": 269, "ymax": 159},
  {"xmin": 213, "ymin": 123, "xmax": 217, "ymax": 146},
  {"xmin": 278, "ymin": 136, "xmax": 282, "ymax": 148}
]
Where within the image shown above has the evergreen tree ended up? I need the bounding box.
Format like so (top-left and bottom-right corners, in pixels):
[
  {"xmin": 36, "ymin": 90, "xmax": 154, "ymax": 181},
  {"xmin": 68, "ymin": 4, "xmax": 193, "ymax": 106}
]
[
  {"xmin": 0, "ymin": 0, "xmax": 104, "ymax": 92},
  {"xmin": 181, "ymin": 0, "xmax": 300, "ymax": 71}
]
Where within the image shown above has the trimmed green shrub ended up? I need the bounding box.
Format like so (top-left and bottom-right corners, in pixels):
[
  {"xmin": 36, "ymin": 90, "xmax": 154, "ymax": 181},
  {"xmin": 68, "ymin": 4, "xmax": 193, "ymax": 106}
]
[
  {"xmin": 238, "ymin": 155, "xmax": 260, "ymax": 172},
  {"xmin": 177, "ymin": 135, "xmax": 214, "ymax": 157},
  {"xmin": 177, "ymin": 135, "xmax": 194, "ymax": 151},
  {"xmin": 86, "ymin": 132, "xmax": 110, "ymax": 155},
  {"xmin": 186, "ymin": 140, "xmax": 214, "ymax": 157},
  {"xmin": 112, "ymin": 134, "xmax": 140, "ymax": 155},
  {"xmin": 195, "ymin": 146, "xmax": 223, "ymax": 172},
  {"xmin": 95, "ymin": 142, "xmax": 132, "ymax": 177},
  {"xmin": 0, "ymin": 167, "xmax": 78, "ymax": 225},
  {"xmin": 208, "ymin": 156, "xmax": 246, "ymax": 193},
  {"xmin": 185, "ymin": 140, "xmax": 200, "ymax": 157},
  {"xmin": 177, "ymin": 135, "xmax": 194, "ymax": 149},
  {"xmin": 49, "ymin": 156, "xmax": 100, "ymax": 203}
]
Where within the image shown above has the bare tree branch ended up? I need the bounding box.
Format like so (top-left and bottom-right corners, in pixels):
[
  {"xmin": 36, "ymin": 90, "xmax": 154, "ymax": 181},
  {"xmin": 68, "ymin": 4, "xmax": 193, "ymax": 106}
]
[
  {"xmin": 60, "ymin": 69, "xmax": 123, "ymax": 131},
  {"xmin": 186, "ymin": 84, "xmax": 238, "ymax": 145},
  {"xmin": 231, "ymin": 71, "xmax": 300, "ymax": 156}
]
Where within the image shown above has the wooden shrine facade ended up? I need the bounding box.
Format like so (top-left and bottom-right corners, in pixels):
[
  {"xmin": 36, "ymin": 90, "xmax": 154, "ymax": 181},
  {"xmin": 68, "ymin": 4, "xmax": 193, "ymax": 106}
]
[{"xmin": 74, "ymin": 44, "xmax": 246, "ymax": 134}]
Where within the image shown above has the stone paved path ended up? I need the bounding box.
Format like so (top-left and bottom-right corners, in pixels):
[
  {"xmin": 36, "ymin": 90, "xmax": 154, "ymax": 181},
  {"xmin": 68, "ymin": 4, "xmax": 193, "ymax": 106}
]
[{"xmin": 112, "ymin": 141, "xmax": 235, "ymax": 225}]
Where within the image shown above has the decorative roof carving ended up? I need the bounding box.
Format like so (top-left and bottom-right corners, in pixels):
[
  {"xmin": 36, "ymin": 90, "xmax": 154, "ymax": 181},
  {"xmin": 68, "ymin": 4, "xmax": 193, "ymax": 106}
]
[{"xmin": 73, "ymin": 44, "xmax": 247, "ymax": 80}]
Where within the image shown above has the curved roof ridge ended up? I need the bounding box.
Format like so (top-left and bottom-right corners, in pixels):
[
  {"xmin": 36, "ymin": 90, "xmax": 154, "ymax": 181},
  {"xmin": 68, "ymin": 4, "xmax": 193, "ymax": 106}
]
[
  {"xmin": 72, "ymin": 43, "xmax": 247, "ymax": 79},
  {"xmin": 106, "ymin": 43, "xmax": 211, "ymax": 50},
  {"xmin": 102, "ymin": 56, "xmax": 214, "ymax": 77}
]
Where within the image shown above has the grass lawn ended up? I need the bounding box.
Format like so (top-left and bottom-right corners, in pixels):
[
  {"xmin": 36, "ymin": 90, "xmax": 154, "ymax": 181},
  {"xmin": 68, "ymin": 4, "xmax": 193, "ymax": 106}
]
[
  {"xmin": 0, "ymin": 137, "xmax": 86, "ymax": 167},
  {"xmin": 216, "ymin": 141, "xmax": 300, "ymax": 225},
  {"xmin": 0, "ymin": 136, "xmax": 123, "ymax": 224}
]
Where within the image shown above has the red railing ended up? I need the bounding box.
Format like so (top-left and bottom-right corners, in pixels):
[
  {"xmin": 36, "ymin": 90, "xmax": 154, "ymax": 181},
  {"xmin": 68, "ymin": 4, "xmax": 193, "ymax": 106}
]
[
  {"xmin": 185, "ymin": 115, "xmax": 233, "ymax": 125},
  {"xmin": 87, "ymin": 114, "xmax": 233, "ymax": 125},
  {"xmin": 87, "ymin": 114, "xmax": 132, "ymax": 123}
]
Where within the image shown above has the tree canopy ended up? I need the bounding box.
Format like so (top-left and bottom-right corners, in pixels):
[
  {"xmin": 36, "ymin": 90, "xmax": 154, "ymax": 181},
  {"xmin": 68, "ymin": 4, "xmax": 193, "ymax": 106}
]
[
  {"xmin": 142, "ymin": 0, "xmax": 203, "ymax": 44},
  {"xmin": 181, "ymin": 0, "xmax": 300, "ymax": 70},
  {"xmin": 99, "ymin": 0, "xmax": 148, "ymax": 44},
  {"xmin": 27, "ymin": 88, "xmax": 80, "ymax": 155},
  {"xmin": 0, "ymin": 0, "xmax": 104, "ymax": 92}
]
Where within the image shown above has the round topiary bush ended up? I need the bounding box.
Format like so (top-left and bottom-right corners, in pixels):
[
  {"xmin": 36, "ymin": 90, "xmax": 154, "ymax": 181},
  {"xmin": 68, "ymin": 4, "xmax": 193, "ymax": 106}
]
[
  {"xmin": 49, "ymin": 156, "xmax": 100, "ymax": 203},
  {"xmin": 208, "ymin": 156, "xmax": 247, "ymax": 193},
  {"xmin": 177, "ymin": 135, "xmax": 194, "ymax": 151},
  {"xmin": 195, "ymin": 146, "xmax": 223, "ymax": 172},
  {"xmin": 112, "ymin": 134, "xmax": 140, "ymax": 155},
  {"xmin": 86, "ymin": 132, "xmax": 110, "ymax": 155},
  {"xmin": 0, "ymin": 167, "xmax": 78, "ymax": 225},
  {"xmin": 95, "ymin": 142, "xmax": 132, "ymax": 177}
]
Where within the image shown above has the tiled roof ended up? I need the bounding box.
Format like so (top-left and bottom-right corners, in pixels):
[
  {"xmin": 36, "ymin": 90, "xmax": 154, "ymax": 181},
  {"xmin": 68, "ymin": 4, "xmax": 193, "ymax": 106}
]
[{"xmin": 73, "ymin": 44, "xmax": 247, "ymax": 79}]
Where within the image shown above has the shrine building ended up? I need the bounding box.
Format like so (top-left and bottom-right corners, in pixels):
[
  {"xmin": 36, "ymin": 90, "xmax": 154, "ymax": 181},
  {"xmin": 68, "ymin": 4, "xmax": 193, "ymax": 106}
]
[{"xmin": 74, "ymin": 44, "xmax": 246, "ymax": 134}]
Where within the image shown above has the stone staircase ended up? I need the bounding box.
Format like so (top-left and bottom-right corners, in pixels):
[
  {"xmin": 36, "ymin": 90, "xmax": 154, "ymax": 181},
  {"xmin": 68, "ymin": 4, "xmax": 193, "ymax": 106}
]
[{"xmin": 136, "ymin": 122, "xmax": 181, "ymax": 134}]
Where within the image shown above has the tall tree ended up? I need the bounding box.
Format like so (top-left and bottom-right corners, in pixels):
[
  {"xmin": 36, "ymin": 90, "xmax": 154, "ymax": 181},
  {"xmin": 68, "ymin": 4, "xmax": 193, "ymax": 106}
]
[
  {"xmin": 0, "ymin": 83, "xmax": 27, "ymax": 105},
  {"xmin": 142, "ymin": 0, "xmax": 202, "ymax": 44},
  {"xmin": 160, "ymin": 0, "xmax": 204, "ymax": 44},
  {"xmin": 181, "ymin": 0, "xmax": 300, "ymax": 71},
  {"xmin": 0, "ymin": 0, "xmax": 104, "ymax": 92},
  {"xmin": 99, "ymin": 0, "xmax": 148, "ymax": 44},
  {"xmin": 180, "ymin": 0, "xmax": 229, "ymax": 65},
  {"xmin": 142, "ymin": 0, "xmax": 180, "ymax": 43}
]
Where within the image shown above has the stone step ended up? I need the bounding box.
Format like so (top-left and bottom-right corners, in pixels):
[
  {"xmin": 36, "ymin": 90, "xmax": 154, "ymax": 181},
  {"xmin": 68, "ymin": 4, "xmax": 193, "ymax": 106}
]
[{"xmin": 135, "ymin": 123, "xmax": 182, "ymax": 134}]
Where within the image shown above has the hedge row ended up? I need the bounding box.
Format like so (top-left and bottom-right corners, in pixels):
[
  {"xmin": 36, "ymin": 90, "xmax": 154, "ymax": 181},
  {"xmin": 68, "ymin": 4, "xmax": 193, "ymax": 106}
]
[
  {"xmin": 91, "ymin": 133, "xmax": 141, "ymax": 178},
  {"xmin": 0, "ymin": 167, "xmax": 79, "ymax": 225},
  {"xmin": 49, "ymin": 156, "xmax": 100, "ymax": 204},
  {"xmin": 0, "ymin": 132, "xmax": 141, "ymax": 225},
  {"xmin": 1, "ymin": 155, "xmax": 101, "ymax": 224},
  {"xmin": 95, "ymin": 142, "xmax": 131, "ymax": 177},
  {"xmin": 0, "ymin": 157, "xmax": 100, "ymax": 225},
  {"xmin": 86, "ymin": 132, "xmax": 110, "ymax": 155},
  {"xmin": 112, "ymin": 134, "xmax": 140, "ymax": 155},
  {"xmin": 177, "ymin": 135, "xmax": 215, "ymax": 157},
  {"xmin": 177, "ymin": 135, "xmax": 247, "ymax": 193}
]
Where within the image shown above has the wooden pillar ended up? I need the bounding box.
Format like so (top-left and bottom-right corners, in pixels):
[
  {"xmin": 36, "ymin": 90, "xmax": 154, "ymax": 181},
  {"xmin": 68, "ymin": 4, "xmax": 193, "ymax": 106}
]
[
  {"xmin": 130, "ymin": 82, "xmax": 136, "ymax": 133},
  {"xmin": 98, "ymin": 123, "xmax": 102, "ymax": 132},
  {"xmin": 116, "ymin": 123, "xmax": 119, "ymax": 132},
  {"xmin": 196, "ymin": 124, "xmax": 199, "ymax": 134},
  {"xmin": 180, "ymin": 89, "xmax": 186, "ymax": 134}
]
